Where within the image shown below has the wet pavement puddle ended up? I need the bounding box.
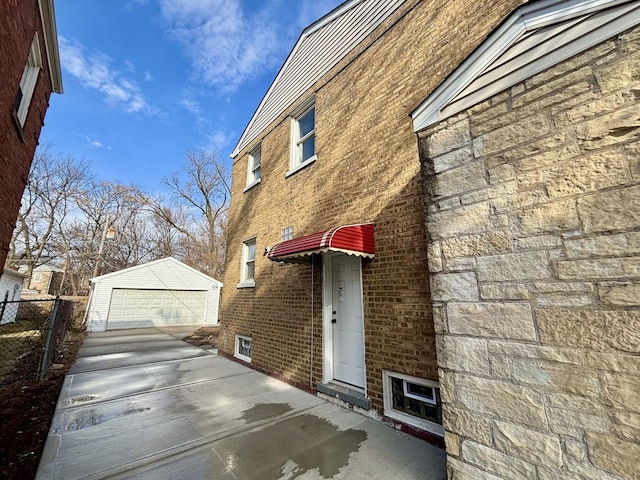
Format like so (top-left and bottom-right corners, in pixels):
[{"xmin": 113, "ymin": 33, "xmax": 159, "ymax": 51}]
[
  {"xmin": 241, "ymin": 403, "xmax": 293, "ymax": 423},
  {"xmin": 57, "ymin": 407, "xmax": 151, "ymax": 433},
  {"xmin": 214, "ymin": 412, "xmax": 367, "ymax": 479}
]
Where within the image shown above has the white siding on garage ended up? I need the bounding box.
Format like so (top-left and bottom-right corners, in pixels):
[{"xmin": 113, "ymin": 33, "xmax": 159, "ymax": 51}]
[{"xmin": 86, "ymin": 258, "xmax": 222, "ymax": 332}]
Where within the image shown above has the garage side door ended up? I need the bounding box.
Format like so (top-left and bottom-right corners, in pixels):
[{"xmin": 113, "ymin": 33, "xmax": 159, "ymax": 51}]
[{"xmin": 107, "ymin": 289, "xmax": 207, "ymax": 329}]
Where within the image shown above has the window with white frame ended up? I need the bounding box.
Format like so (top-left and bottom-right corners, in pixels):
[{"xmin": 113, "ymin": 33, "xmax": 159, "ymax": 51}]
[
  {"xmin": 281, "ymin": 226, "xmax": 294, "ymax": 242},
  {"xmin": 238, "ymin": 238, "xmax": 256, "ymax": 287},
  {"xmin": 234, "ymin": 335, "xmax": 252, "ymax": 362},
  {"xmin": 382, "ymin": 370, "xmax": 443, "ymax": 436},
  {"xmin": 33, "ymin": 272, "xmax": 42, "ymax": 282},
  {"xmin": 288, "ymin": 104, "xmax": 316, "ymax": 175},
  {"xmin": 245, "ymin": 145, "xmax": 261, "ymax": 190},
  {"xmin": 14, "ymin": 34, "xmax": 43, "ymax": 127}
]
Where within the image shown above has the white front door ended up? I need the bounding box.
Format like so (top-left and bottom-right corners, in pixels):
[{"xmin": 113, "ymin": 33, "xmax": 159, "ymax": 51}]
[{"xmin": 331, "ymin": 255, "xmax": 365, "ymax": 388}]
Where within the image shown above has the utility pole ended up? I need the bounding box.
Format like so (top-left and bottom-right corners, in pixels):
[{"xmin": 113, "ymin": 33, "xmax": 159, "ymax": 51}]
[{"xmin": 92, "ymin": 215, "xmax": 115, "ymax": 278}]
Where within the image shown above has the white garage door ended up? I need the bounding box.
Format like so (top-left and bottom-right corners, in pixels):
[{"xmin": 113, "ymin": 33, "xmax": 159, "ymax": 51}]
[{"xmin": 107, "ymin": 289, "xmax": 207, "ymax": 329}]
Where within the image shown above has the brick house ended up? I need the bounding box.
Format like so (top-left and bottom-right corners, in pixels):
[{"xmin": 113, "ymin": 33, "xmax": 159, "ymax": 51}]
[
  {"xmin": 0, "ymin": 0, "xmax": 63, "ymax": 274},
  {"xmin": 222, "ymin": 0, "xmax": 640, "ymax": 475},
  {"xmin": 221, "ymin": 0, "xmax": 531, "ymax": 442}
]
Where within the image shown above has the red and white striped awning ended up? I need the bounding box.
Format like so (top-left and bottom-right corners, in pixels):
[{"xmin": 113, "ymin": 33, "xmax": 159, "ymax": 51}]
[{"xmin": 268, "ymin": 223, "xmax": 375, "ymax": 264}]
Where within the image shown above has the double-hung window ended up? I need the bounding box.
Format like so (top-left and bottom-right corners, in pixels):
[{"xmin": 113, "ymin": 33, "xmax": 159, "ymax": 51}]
[
  {"xmin": 238, "ymin": 238, "xmax": 256, "ymax": 288},
  {"xmin": 287, "ymin": 104, "xmax": 316, "ymax": 176},
  {"xmin": 245, "ymin": 145, "xmax": 261, "ymax": 191},
  {"xmin": 14, "ymin": 34, "xmax": 43, "ymax": 128}
]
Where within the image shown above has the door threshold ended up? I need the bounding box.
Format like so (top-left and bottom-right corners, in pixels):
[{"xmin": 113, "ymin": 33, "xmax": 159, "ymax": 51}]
[{"xmin": 317, "ymin": 381, "xmax": 370, "ymax": 410}]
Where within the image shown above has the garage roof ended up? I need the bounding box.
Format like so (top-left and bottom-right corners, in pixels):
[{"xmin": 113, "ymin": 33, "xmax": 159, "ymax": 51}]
[{"xmin": 91, "ymin": 257, "xmax": 222, "ymax": 288}]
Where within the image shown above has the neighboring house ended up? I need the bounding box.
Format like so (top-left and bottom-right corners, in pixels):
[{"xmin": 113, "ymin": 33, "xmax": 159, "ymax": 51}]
[
  {"xmin": 223, "ymin": 0, "xmax": 640, "ymax": 478},
  {"xmin": 412, "ymin": 1, "xmax": 640, "ymax": 479},
  {"xmin": 0, "ymin": 268, "xmax": 24, "ymax": 324},
  {"xmin": 0, "ymin": 0, "xmax": 63, "ymax": 275},
  {"xmin": 86, "ymin": 257, "xmax": 222, "ymax": 332},
  {"xmin": 27, "ymin": 265, "xmax": 64, "ymax": 295}
]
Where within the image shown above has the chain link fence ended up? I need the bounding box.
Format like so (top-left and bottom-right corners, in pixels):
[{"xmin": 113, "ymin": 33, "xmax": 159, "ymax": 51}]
[{"xmin": 0, "ymin": 296, "xmax": 75, "ymax": 383}]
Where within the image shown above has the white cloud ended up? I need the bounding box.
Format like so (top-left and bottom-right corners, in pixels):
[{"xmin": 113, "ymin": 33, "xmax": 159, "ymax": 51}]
[
  {"xmin": 144, "ymin": 70, "xmax": 153, "ymax": 82},
  {"xmin": 297, "ymin": 0, "xmax": 343, "ymax": 30},
  {"xmin": 179, "ymin": 95, "xmax": 201, "ymax": 115},
  {"xmin": 157, "ymin": 0, "xmax": 284, "ymax": 93},
  {"xmin": 85, "ymin": 136, "xmax": 112, "ymax": 149},
  {"xmin": 59, "ymin": 36, "xmax": 152, "ymax": 114},
  {"xmin": 206, "ymin": 129, "xmax": 234, "ymax": 153}
]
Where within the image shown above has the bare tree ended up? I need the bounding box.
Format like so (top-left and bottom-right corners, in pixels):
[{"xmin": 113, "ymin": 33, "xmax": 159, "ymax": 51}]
[
  {"xmin": 142, "ymin": 149, "xmax": 230, "ymax": 279},
  {"xmin": 8, "ymin": 147, "xmax": 90, "ymax": 281},
  {"xmin": 8, "ymin": 147, "xmax": 229, "ymax": 294},
  {"xmin": 56, "ymin": 180, "xmax": 157, "ymax": 291}
]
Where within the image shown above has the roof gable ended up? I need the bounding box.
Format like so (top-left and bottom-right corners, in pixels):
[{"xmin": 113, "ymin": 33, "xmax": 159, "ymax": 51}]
[
  {"xmin": 412, "ymin": 0, "xmax": 640, "ymax": 132},
  {"xmin": 231, "ymin": 0, "xmax": 408, "ymax": 158},
  {"xmin": 92, "ymin": 257, "xmax": 222, "ymax": 286},
  {"xmin": 3, "ymin": 268, "xmax": 25, "ymax": 280}
]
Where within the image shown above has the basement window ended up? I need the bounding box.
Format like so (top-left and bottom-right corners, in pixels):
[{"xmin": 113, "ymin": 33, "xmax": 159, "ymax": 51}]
[
  {"xmin": 234, "ymin": 335, "xmax": 252, "ymax": 363},
  {"xmin": 382, "ymin": 370, "xmax": 443, "ymax": 436}
]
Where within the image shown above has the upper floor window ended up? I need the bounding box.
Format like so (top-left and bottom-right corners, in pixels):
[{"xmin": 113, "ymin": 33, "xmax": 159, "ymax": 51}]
[
  {"xmin": 287, "ymin": 104, "xmax": 316, "ymax": 176},
  {"xmin": 238, "ymin": 237, "xmax": 256, "ymax": 288},
  {"xmin": 14, "ymin": 34, "xmax": 42, "ymax": 127},
  {"xmin": 281, "ymin": 226, "xmax": 294, "ymax": 242},
  {"xmin": 244, "ymin": 145, "xmax": 261, "ymax": 191}
]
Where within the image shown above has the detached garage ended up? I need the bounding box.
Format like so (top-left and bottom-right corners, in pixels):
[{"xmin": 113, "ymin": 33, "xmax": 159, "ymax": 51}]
[{"xmin": 85, "ymin": 257, "xmax": 222, "ymax": 332}]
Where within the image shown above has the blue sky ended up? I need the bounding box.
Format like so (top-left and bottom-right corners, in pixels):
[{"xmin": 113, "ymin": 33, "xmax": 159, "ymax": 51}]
[{"xmin": 42, "ymin": 0, "xmax": 344, "ymax": 190}]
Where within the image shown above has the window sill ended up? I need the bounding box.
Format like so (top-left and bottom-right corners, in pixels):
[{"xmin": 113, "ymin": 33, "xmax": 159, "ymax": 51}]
[
  {"xmin": 234, "ymin": 353, "xmax": 252, "ymax": 363},
  {"xmin": 237, "ymin": 281, "xmax": 255, "ymax": 289},
  {"xmin": 11, "ymin": 111, "xmax": 26, "ymax": 143},
  {"xmin": 285, "ymin": 155, "xmax": 316, "ymax": 178},
  {"xmin": 383, "ymin": 408, "xmax": 444, "ymax": 437},
  {"xmin": 243, "ymin": 178, "xmax": 261, "ymax": 193}
]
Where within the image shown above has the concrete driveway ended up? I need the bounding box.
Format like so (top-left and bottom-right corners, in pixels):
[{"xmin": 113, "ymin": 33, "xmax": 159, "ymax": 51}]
[{"xmin": 36, "ymin": 327, "xmax": 446, "ymax": 479}]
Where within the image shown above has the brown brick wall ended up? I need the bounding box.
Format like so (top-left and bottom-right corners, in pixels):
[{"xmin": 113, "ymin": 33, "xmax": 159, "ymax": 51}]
[
  {"xmin": 221, "ymin": 0, "xmax": 528, "ymax": 415},
  {"xmin": 0, "ymin": 0, "xmax": 56, "ymax": 270}
]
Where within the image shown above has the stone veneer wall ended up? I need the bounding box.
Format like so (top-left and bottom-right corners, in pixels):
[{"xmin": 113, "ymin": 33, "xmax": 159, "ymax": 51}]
[{"xmin": 417, "ymin": 26, "xmax": 640, "ymax": 480}]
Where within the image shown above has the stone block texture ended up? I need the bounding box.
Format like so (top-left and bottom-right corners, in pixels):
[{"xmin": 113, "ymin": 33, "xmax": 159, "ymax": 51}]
[
  {"xmin": 221, "ymin": 0, "xmax": 526, "ymax": 429},
  {"xmin": 419, "ymin": 22, "xmax": 640, "ymax": 480},
  {"xmin": 0, "ymin": 0, "xmax": 56, "ymax": 270}
]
